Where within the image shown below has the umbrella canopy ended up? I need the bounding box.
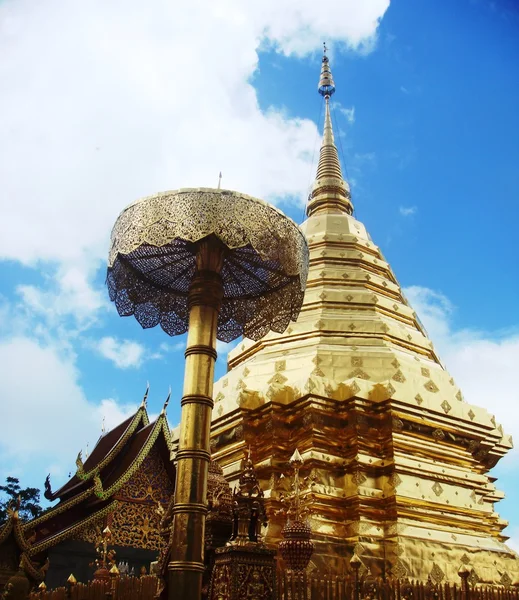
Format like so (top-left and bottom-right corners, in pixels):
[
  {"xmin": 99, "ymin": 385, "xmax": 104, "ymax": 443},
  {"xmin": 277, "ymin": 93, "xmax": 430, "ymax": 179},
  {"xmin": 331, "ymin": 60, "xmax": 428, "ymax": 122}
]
[{"xmin": 107, "ymin": 188, "xmax": 309, "ymax": 342}]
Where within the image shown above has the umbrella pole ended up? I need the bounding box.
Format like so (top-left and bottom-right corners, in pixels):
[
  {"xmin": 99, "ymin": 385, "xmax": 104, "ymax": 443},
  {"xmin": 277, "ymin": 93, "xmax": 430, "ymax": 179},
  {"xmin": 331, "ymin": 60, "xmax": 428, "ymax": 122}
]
[{"xmin": 168, "ymin": 238, "xmax": 225, "ymax": 600}]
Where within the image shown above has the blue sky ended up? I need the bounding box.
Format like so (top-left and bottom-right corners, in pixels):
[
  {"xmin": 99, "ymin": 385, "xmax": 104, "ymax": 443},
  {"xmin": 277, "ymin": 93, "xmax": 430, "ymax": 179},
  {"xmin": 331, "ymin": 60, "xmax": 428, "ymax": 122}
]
[{"xmin": 0, "ymin": 0, "xmax": 518, "ymax": 544}]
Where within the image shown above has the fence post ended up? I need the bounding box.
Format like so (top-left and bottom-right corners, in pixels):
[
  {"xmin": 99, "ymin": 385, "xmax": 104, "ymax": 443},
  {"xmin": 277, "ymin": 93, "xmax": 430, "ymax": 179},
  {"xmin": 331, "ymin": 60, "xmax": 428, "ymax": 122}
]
[
  {"xmin": 351, "ymin": 554, "xmax": 362, "ymax": 600},
  {"xmin": 458, "ymin": 566, "xmax": 470, "ymax": 600},
  {"xmin": 66, "ymin": 574, "xmax": 77, "ymax": 600}
]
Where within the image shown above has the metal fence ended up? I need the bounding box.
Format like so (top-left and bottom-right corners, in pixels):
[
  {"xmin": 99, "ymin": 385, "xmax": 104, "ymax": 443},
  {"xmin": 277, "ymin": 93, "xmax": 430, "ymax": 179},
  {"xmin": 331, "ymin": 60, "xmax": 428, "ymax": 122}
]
[
  {"xmin": 277, "ymin": 572, "xmax": 519, "ymax": 600},
  {"xmin": 29, "ymin": 576, "xmax": 158, "ymax": 600},
  {"xmin": 28, "ymin": 572, "xmax": 519, "ymax": 600}
]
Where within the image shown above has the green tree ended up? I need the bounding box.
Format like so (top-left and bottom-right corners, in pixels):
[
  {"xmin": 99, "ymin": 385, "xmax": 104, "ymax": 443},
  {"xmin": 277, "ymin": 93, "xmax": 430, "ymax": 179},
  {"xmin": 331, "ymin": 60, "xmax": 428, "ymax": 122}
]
[{"xmin": 0, "ymin": 476, "xmax": 43, "ymax": 524}]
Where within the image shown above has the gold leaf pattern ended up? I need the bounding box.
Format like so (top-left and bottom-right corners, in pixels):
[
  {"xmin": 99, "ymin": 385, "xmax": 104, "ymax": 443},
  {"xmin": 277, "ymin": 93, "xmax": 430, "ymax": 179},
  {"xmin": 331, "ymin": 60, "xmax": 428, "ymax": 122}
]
[
  {"xmin": 424, "ymin": 380, "xmax": 439, "ymax": 393},
  {"xmin": 432, "ymin": 429, "xmax": 445, "ymax": 441},
  {"xmin": 389, "ymin": 473, "xmax": 402, "ymax": 488},
  {"xmin": 429, "ymin": 563, "xmax": 445, "ymax": 584},
  {"xmin": 392, "ymin": 370, "xmax": 406, "ymax": 383},
  {"xmin": 468, "ymin": 569, "xmax": 480, "ymax": 587},
  {"xmin": 348, "ymin": 368, "xmax": 370, "ymax": 380},
  {"xmin": 268, "ymin": 373, "xmax": 288, "ymax": 385},
  {"xmin": 107, "ymin": 189, "xmax": 309, "ymax": 343},
  {"xmin": 275, "ymin": 360, "xmax": 286, "ymax": 372},
  {"xmin": 432, "ymin": 482, "xmax": 444, "ymax": 497},
  {"xmin": 352, "ymin": 470, "xmax": 367, "ymax": 485},
  {"xmin": 441, "ymin": 400, "xmax": 452, "ymax": 414}
]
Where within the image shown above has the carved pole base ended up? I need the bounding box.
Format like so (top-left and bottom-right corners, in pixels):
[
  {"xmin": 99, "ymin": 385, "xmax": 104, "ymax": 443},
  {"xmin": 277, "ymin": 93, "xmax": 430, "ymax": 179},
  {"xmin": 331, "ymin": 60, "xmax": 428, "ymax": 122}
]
[{"xmin": 208, "ymin": 545, "xmax": 276, "ymax": 600}]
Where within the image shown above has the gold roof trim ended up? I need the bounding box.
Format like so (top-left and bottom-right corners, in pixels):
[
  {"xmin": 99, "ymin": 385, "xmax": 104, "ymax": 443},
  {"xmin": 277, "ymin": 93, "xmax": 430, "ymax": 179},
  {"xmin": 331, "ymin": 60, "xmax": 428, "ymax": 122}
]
[
  {"xmin": 76, "ymin": 404, "xmax": 148, "ymax": 482},
  {"xmin": 28, "ymin": 501, "xmax": 118, "ymax": 557}
]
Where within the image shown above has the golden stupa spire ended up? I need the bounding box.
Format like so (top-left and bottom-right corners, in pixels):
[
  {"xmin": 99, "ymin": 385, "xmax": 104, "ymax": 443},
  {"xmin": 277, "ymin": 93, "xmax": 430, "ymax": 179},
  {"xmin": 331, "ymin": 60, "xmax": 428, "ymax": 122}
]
[{"xmin": 307, "ymin": 43, "xmax": 353, "ymax": 217}]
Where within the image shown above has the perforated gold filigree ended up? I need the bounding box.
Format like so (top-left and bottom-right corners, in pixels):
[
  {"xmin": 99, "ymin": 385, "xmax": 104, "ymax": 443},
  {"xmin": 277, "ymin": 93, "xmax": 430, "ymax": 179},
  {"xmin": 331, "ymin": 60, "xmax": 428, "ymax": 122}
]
[{"xmin": 107, "ymin": 188, "xmax": 309, "ymax": 342}]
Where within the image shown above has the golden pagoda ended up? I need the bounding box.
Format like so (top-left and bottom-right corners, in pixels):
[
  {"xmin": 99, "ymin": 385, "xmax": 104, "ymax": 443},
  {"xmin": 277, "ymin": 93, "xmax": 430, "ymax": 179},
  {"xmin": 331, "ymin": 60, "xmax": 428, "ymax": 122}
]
[{"xmin": 209, "ymin": 49, "xmax": 519, "ymax": 585}]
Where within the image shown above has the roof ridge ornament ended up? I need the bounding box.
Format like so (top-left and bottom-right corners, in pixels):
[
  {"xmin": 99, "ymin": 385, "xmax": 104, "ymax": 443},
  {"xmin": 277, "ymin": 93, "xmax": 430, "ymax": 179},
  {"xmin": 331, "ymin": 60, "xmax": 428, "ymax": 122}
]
[
  {"xmin": 161, "ymin": 387, "xmax": 171, "ymax": 415},
  {"xmin": 140, "ymin": 382, "xmax": 150, "ymax": 408}
]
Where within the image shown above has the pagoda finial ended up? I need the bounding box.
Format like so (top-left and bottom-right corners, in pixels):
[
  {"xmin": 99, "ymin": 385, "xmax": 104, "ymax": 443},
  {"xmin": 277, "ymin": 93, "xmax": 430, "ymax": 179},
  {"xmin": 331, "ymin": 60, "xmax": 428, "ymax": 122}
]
[{"xmin": 307, "ymin": 46, "xmax": 353, "ymax": 217}]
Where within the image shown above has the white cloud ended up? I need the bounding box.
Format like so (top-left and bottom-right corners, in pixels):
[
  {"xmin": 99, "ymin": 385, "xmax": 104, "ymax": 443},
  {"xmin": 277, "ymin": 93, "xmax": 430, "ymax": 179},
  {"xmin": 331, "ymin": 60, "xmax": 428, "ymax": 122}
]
[
  {"xmin": 96, "ymin": 336, "xmax": 146, "ymax": 369},
  {"xmin": 399, "ymin": 205, "xmax": 417, "ymax": 216},
  {"xmin": 340, "ymin": 106, "xmax": 356, "ymax": 124},
  {"xmin": 404, "ymin": 286, "xmax": 519, "ymax": 455},
  {"xmin": 17, "ymin": 264, "xmax": 105, "ymax": 329},
  {"xmin": 404, "ymin": 286, "xmax": 519, "ymax": 548},
  {"xmin": 400, "ymin": 85, "xmax": 409, "ymax": 94},
  {"xmin": 0, "ymin": 0, "xmax": 388, "ymax": 270},
  {"xmin": 0, "ymin": 336, "xmax": 137, "ymax": 488}
]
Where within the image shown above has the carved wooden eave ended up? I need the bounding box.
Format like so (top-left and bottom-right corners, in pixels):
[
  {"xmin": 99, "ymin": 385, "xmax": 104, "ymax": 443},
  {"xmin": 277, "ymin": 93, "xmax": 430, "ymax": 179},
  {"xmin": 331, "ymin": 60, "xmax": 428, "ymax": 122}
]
[
  {"xmin": 9, "ymin": 410, "xmax": 175, "ymax": 565},
  {"xmin": 48, "ymin": 403, "xmax": 151, "ymax": 502}
]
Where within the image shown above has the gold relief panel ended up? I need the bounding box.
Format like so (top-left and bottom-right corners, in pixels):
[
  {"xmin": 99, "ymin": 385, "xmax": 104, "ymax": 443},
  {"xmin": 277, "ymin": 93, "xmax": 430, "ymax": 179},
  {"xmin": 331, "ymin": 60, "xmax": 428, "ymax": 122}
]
[
  {"xmin": 500, "ymin": 572, "xmax": 512, "ymax": 588},
  {"xmin": 431, "ymin": 482, "xmax": 444, "ymax": 497},
  {"xmin": 441, "ymin": 400, "xmax": 452, "ymax": 414},
  {"xmin": 392, "ymin": 558, "xmax": 408, "ymax": 580},
  {"xmin": 267, "ymin": 373, "xmax": 288, "ymax": 385},
  {"xmin": 73, "ymin": 446, "xmax": 174, "ymax": 551},
  {"xmin": 388, "ymin": 473, "xmax": 402, "ymax": 488},
  {"xmin": 352, "ymin": 471, "xmax": 367, "ymax": 486},
  {"xmin": 424, "ymin": 380, "xmax": 439, "ymax": 393},
  {"xmin": 468, "ymin": 569, "xmax": 480, "ymax": 587},
  {"xmin": 429, "ymin": 563, "xmax": 445, "ymax": 585},
  {"xmin": 110, "ymin": 501, "xmax": 164, "ymax": 551},
  {"xmin": 348, "ymin": 368, "xmax": 370, "ymax": 380},
  {"xmin": 432, "ymin": 429, "xmax": 445, "ymax": 442},
  {"xmin": 392, "ymin": 370, "xmax": 406, "ymax": 383},
  {"xmin": 118, "ymin": 447, "xmax": 173, "ymax": 506},
  {"xmin": 275, "ymin": 360, "xmax": 286, "ymax": 372}
]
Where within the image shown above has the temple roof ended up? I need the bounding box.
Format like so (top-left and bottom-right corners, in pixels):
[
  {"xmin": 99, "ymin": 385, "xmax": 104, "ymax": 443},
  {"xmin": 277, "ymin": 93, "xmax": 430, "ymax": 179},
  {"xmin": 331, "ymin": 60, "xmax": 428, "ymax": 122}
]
[{"xmin": 0, "ymin": 397, "xmax": 174, "ymax": 564}]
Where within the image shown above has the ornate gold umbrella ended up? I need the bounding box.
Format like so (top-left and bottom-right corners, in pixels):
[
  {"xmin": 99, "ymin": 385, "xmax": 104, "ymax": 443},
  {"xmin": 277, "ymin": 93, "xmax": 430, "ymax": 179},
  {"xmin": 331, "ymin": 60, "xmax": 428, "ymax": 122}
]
[{"xmin": 107, "ymin": 187, "xmax": 308, "ymax": 600}]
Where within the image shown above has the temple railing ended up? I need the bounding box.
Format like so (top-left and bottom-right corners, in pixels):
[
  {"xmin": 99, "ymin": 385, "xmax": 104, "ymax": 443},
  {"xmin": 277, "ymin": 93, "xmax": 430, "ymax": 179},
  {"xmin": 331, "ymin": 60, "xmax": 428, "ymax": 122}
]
[
  {"xmin": 27, "ymin": 572, "xmax": 519, "ymax": 600},
  {"xmin": 28, "ymin": 575, "xmax": 158, "ymax": 600},
  {"xmin": 277, "ymin": 572, "xmax": 519, "ymax": 600}
]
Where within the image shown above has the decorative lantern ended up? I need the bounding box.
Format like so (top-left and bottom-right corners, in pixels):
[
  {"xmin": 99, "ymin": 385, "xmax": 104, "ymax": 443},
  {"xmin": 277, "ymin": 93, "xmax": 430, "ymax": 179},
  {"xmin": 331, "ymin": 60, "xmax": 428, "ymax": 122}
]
[
  {"xmin": 279, "ymin": 519, "xmax": 314, "ymax": 572},
  {"xmin": 278, "ymin": 449, "xmax": 314, "ymax": 572}
]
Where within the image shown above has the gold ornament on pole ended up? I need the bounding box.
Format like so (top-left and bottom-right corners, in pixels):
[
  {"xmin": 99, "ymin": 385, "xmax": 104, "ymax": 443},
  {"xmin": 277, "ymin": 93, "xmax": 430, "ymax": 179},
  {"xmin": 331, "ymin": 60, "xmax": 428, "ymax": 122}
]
[
  {"xmin": 107, "ymin": 187, "xmax": 309, "ymax": 600},
  {"xmin": 278, "ymin": 449, "xmax": 315, "ymax": 572}
]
